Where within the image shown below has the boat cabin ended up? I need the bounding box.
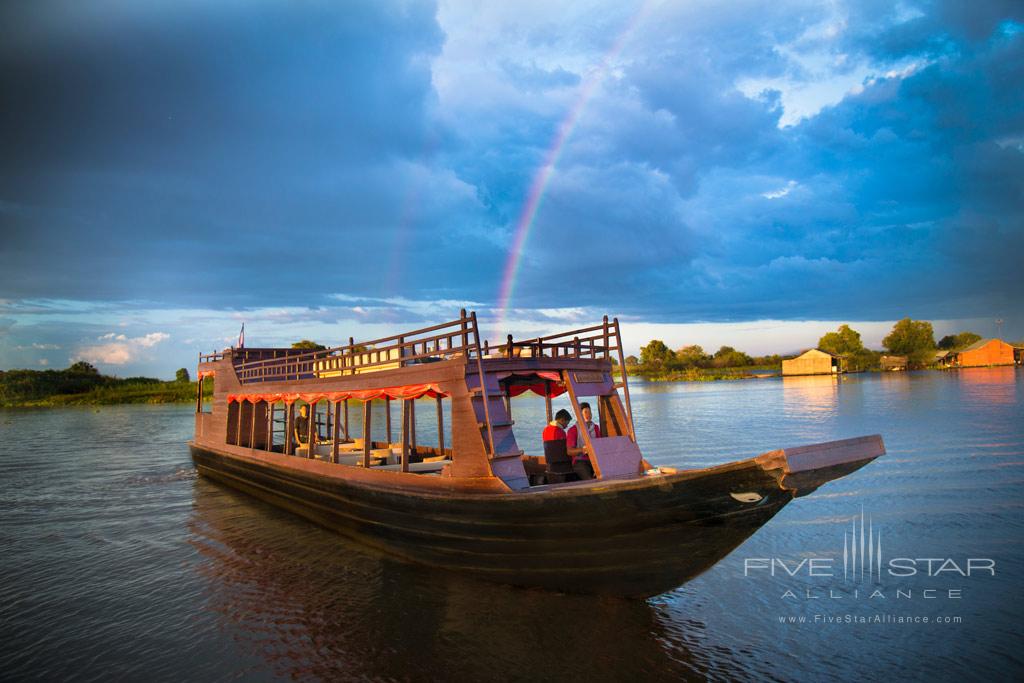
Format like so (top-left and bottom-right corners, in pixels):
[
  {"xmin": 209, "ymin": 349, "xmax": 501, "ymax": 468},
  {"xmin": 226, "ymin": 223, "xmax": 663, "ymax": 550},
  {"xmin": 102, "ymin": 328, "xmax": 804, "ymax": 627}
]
[{"xmin": 193, "ymin": 311, "xmax": 646, "ymax": 491}]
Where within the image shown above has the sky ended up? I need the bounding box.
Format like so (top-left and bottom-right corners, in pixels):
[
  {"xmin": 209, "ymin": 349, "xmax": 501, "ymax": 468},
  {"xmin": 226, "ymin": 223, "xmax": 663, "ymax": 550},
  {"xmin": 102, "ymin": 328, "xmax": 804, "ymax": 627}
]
[{"xmin": 1, "ymin": 0, "xmax": 1022, "ymax": 377}]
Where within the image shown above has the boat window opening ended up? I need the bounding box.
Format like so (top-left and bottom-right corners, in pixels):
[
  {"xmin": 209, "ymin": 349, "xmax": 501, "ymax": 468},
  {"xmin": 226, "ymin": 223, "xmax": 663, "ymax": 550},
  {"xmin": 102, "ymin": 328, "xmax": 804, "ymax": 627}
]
[
  {"xmin": 225, "ymin": 400, "xmax": 240, "ymax": 446},
  {"xmin": 196, "ymin": 375, "xmax": 213, "ymax": 413}
]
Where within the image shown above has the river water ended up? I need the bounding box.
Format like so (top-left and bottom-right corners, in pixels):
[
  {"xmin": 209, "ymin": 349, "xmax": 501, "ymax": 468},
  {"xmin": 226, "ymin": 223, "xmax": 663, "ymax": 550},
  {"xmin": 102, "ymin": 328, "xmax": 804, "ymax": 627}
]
[{"xmin": 1, "ymin": 368, "xmax": 1021, "ymax": 681}]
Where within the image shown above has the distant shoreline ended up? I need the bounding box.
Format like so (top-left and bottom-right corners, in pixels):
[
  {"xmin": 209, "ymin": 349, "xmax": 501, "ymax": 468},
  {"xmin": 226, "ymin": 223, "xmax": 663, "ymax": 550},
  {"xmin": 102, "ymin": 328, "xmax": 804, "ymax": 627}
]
[{"xmin": 3, "ymin": 365, "xmax": 1018, "ymax": 408}]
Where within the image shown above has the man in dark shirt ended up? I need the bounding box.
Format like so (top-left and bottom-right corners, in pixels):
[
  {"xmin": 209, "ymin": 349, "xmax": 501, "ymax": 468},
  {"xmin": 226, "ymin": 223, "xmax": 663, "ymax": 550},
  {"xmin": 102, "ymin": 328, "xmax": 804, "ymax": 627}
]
[{"xmin": 294, "ymin": 404, "xmax": 312, "ymax": 454}]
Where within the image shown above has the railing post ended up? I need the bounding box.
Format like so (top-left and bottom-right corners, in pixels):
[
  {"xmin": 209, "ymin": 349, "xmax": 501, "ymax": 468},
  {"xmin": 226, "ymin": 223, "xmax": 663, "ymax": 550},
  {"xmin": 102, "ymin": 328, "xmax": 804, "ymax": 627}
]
[
  {"xmin": 613, "ymin": 317, "xmax": 636, "ymax": 442},
  {"xmin": 603, "ymin": 315, "xmax": 609, "ymax": 358},
  {"xmin": 460, "ymin": 309, "xmax": 469, "ymax": 350},
  {"xmin": 349, "ymin": 336, "xmax": 355, "ymax": 375},
  {"xmin": 506, "ymin": 334, "xmax": 513, "ymax": 359}
]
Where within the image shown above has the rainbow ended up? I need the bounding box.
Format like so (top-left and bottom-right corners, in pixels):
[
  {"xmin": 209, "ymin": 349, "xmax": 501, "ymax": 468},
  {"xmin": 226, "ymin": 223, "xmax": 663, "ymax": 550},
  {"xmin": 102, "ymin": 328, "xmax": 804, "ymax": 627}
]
[{"xmin": 492, "ymin": 2, "xmax": 655, "ymax": 336}]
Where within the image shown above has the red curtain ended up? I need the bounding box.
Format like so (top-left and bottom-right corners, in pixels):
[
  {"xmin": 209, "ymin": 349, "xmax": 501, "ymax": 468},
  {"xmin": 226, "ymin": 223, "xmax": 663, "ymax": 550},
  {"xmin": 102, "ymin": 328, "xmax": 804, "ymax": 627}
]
[{"xmin": 497, "ymin": 371, "xmax": 566, "ymax": 398}]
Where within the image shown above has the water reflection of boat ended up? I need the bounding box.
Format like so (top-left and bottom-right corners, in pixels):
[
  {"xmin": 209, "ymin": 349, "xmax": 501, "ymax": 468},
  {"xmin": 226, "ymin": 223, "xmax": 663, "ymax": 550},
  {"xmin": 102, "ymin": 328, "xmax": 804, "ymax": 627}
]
[
  {"xmin": 189, "ymin": 312, "xmax": 884, "ymax": 598},
  {"xmin": 188, "ymin": 479, "xmax": 725, "ymax": 681}
]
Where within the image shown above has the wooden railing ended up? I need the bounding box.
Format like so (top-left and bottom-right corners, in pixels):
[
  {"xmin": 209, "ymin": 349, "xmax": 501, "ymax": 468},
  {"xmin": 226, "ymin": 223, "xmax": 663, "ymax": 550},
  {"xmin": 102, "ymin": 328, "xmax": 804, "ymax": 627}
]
[
  {"xmin": 488, "ymin": 315, "xmax": 635, "ymax": 441},
  {"xmin": 491, "ymin": 316, "xmax": 618, "ymax": 361},
  {"xmin": 230, "ymin": 311, "xmax": 479, "ymax": 384}
]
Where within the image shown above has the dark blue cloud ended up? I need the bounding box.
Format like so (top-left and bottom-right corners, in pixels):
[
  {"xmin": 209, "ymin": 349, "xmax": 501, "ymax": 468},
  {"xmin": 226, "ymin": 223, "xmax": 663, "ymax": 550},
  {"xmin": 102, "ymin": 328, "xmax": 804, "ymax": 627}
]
[{"xmin": 0, "ymin": 0, "xmax": 1021, "ymax": 371}]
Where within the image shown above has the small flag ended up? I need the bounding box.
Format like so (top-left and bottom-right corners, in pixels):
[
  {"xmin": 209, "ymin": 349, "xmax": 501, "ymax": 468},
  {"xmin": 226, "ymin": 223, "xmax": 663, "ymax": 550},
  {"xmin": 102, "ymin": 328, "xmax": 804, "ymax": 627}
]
[{"xmin": 238, "ymin": 323, "xmax": 245, "ymax": 349}]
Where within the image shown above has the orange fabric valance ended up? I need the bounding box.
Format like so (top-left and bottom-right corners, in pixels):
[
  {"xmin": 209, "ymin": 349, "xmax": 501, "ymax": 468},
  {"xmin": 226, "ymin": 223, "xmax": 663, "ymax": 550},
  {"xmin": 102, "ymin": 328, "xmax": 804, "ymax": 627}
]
[
  {"xmin": 197, "ymin": 370, "xmax": 215, "ymax": 379},
  {"xmin": 228, "ymin": 383, "xmax": 448, "ymax": 404}
]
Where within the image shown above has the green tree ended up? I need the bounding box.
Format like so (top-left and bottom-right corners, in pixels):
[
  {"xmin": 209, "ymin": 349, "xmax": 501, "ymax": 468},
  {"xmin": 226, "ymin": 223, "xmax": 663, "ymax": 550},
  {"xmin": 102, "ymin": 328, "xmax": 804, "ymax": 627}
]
[
  {"xmin": 674, "ymin": 345, "xmax": 709, "ymax": 368},
  {"xmin": 175, "ymin": 368, "xmax": 190, "ymax": 383},
  {"xmin": 640, "ymin": 340, "xmax": 674, "ymax": 370},
  {"xmin": 883, "ymin": 318, "xmax": 936, "ymax": 366},
  {"xmin": 68, "ymin": 361, "xmax": 99, "ymax": 375},
  {"xmin": 716, "ymin": 346, "xmax": 754, "ymax": 368},
  {"xmin": 291, "ymin": 340, "xmax": 326, "ymax": 350},
  {"xmin": 818, "ymin": 324, "xmax": 865, "ymax": 356},
  {"xmin": 624, "ymin": 355, "xmax": 639, "ymax": 367},
  {"xmin": 937, "ymin": 331, "xmax": 982, "ymax": 350}
]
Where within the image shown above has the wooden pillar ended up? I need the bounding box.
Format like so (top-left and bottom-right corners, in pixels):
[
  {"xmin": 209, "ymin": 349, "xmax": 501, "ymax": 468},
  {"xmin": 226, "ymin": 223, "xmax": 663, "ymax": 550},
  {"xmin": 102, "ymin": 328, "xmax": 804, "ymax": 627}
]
[
  {"xmin": 249, "ymin": 401, "xmax": 257, "ymax": 449},
  {"xmin": 386, "ymin": 398, "xmax": 393, "ymax": 443},
  {"xmin": 544, "ymin": 380, "xmax": 553, "ymax": 422},
  {"xmin": 235, "ymin": 401, "xmax": 244, "ymax": 446},
  {"xmin": 307, "ymin": 401, "xmax": 317, "ymax": 459},
  {"xmin": 195, "ymin": 375, "xmax": 202, "ymax": 413},
  {"xmin": 436, "ymin": 395, "xmax": 445, "ymax": 454},
  {"xmin": 401, "ymin": 399, "xmax": 410, "ymax": 473},
  {"xmin": 410, "ymin": 399, "xmax": 416, "ymax": 452},
  {"xmin": 362, "ymin": 400, "xmax": 372, "ymax": 468},
  {"xmin": 332, "ymin": 400, "xmax": 341, "ymax": 463},
  {"xmin": 285, "ymin": 402, "xmax": 295, "ymax": 455},
  {"xmin": 344, "ymin": 399, "xmax": 350, "ymax": 440},
  {"xmin": 268, "ymin": 404, "xmax": 276, "ymax": 452}
]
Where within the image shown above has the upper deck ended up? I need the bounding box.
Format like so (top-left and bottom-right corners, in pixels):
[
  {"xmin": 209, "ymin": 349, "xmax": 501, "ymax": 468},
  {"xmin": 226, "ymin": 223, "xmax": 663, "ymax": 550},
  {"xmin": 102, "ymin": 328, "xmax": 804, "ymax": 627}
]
[{"xmin": 198, "ymin": 310, "xmax": 629, "ymax": 389}]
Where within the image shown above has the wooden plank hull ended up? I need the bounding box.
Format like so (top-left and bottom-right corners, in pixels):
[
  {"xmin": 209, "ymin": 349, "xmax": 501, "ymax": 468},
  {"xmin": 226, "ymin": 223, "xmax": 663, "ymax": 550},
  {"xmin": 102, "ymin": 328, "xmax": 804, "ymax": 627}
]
[{"xmin": 190, "ymin": 435, "xmax": 883, "ymax": 598}]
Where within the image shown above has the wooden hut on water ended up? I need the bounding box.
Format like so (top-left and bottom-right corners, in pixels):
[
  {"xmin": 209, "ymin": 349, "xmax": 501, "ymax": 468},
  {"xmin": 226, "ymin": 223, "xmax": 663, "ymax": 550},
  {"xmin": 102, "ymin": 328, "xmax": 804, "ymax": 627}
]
[
  {"xmin": 782, "ymin": 349, "xmax": 843, "ymax": 376},
  {"xmin": 880, "ymin": 355, "xmax": 908, "ymax": 371},
  {"xmin": 943, "ymin": 338, "xmax": 1015, "ymax": 368}
]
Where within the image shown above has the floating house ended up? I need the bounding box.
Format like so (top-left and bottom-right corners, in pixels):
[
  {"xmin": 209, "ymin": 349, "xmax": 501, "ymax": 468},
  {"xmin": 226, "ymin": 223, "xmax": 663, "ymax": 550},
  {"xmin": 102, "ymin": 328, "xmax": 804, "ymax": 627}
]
[
  {"xmin": 942, "ymin": 338, "xmax": 1015, "ymax": 368},
  {"xmin": 781, "ymin": 349, "xmax": 842, "ymax": 376},
  {"xmin": 880, "ymin": 355, "xmax": 908, "ymax": 371}
]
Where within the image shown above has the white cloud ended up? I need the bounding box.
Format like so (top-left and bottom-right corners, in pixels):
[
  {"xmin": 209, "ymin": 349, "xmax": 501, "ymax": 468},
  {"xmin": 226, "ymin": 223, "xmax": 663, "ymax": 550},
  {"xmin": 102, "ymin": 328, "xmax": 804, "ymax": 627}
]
[
  {"xmin": 762, "ymin": 180, "xmax": 798, "ymax": 199},
  {"xmin": 74, "ymin": 331, "xmax": 170, "ymax": 366},
  {"xmin": 38, "ymin": 358, "xmax": 49, "ymax": 366}
]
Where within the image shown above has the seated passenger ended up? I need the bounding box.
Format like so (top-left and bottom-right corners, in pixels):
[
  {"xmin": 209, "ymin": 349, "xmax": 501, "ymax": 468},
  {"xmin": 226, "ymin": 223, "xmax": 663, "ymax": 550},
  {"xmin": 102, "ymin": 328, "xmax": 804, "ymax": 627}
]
[
  {"xmin": 542, "ymin": 409, "xmax": 574, "ymax": 484},
  {"xmin": 294, "ymin": 404, "xmax": 313, "ymax": 454},
  {"xmin": 566, "ymin": 402, "xmax": 601, "ymax": 480}
]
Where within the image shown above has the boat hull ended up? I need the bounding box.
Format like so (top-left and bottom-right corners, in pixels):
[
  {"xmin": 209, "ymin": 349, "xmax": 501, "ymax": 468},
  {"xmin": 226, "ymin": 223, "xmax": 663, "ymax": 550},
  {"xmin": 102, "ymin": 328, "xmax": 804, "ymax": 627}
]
[{"xmin": 190, "ymin": 443, "xmax": 831, "ymax": 598}]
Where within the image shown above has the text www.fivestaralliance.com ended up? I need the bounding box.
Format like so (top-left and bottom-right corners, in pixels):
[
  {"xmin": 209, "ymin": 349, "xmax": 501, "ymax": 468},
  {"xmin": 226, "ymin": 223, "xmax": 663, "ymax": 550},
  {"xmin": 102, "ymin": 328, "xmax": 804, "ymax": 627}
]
[{"xmin": 779, "ymin": 614, "xmax": 962, "ymax": 625}]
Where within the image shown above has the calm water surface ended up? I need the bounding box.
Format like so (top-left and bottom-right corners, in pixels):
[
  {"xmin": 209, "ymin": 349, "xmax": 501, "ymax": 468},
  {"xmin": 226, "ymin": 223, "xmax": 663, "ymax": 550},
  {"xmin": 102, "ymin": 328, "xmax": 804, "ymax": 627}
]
[{"xmin": 1, "ymin": 369, "xmax": 1022, "ymax": 681}]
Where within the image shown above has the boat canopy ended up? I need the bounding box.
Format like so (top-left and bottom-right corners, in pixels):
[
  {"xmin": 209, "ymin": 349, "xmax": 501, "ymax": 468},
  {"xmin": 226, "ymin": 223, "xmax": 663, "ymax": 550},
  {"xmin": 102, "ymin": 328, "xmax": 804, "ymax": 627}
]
[{"xmin": 227, "ymin": 382, "xmax": 448, "ymax": 404}]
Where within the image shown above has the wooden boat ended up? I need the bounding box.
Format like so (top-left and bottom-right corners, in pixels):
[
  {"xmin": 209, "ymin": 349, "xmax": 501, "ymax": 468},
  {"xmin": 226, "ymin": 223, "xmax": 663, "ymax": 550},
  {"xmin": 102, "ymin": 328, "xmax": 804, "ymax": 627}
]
[{"xmin": 189, "ymin": 311, "xmax": 884, "ymax": 598}]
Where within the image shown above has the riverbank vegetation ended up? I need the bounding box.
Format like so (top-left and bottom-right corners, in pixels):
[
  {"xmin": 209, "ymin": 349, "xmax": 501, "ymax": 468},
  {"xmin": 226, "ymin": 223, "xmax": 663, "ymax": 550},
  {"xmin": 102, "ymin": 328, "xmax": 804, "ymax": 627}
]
[
  {"xmin": 0, "ymin": 362, "xmax": 210, "ymax": 407},
  {"xmin": 633, "ymin": 318, "xmax": 1000, "ymax": 381}
]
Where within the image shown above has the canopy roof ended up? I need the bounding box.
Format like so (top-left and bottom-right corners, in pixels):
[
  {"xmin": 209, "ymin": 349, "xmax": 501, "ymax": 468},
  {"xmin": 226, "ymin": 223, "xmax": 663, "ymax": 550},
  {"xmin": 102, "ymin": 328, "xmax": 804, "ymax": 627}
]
[{"xmin": 228, "ymin": 383, "xmax": 447, "ymax": 404}]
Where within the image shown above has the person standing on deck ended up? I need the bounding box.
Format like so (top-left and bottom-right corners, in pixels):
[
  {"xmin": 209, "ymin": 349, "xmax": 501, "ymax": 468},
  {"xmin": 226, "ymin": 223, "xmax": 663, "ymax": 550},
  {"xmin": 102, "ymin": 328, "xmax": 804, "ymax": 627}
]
[
  {"xmin": 542, "ymin": 409, "xmax": 574, "ymax": 483},
  {"xmin": 567, "ymin": 402, "xmax": 600, "ymax": 480},
  {"xmin": 294, "ymin": 404, "xmax": 313, "ymax": 455}
]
